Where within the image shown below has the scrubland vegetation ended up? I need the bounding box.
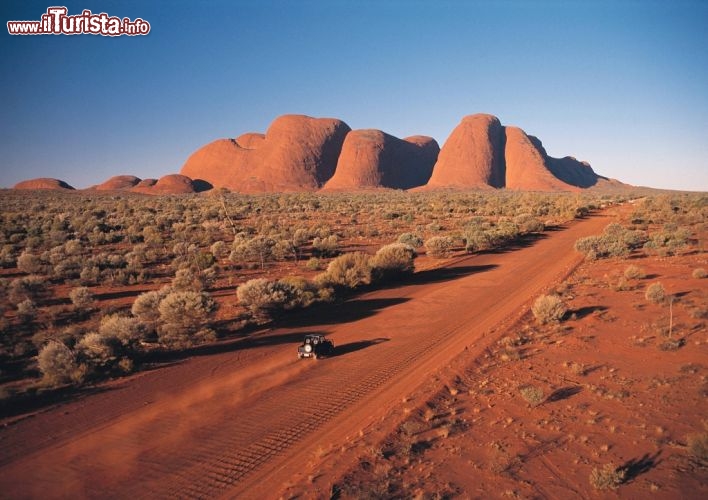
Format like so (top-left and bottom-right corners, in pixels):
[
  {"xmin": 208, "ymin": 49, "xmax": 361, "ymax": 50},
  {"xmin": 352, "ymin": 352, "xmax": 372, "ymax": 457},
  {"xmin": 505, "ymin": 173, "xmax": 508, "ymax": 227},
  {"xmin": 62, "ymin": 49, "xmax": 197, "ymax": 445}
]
[
  {"xmin": 0, "ymin": 189, "xmax": 701, "ymax": 408},
  {"xmin": 293, "ymin": 191, "xmax": 707, "ymax": 498}
]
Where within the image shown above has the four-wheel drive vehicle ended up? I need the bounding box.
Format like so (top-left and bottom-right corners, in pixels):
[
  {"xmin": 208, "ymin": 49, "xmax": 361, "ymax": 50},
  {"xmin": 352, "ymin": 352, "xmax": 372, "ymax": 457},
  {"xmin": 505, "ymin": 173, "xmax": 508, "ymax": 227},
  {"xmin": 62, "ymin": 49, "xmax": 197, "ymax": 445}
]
[{"xmin": 297, "ymin": 334, "xmax": 334, "ymax": 359}]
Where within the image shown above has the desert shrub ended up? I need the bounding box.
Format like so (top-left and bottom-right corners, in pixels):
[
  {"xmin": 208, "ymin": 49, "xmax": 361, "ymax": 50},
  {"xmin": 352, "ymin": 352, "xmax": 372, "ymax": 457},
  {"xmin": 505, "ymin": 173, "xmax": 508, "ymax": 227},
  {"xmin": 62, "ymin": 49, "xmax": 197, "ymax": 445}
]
[
  {"xmin": 692, "ymin": 268, "xmax": 707, "ymax": 279},
  {"xmin": 236, "ymin": 278, "xmax": 300, "ymax": 318},
  {"xmin": 278, "ymin": 276, "xmax": 320, "ymax": 308},
  {"xmin": 69, "ymin": 286, "xmax": 96, "ymax": 310},
  {"xmin": 16, "ymin": 299, "xmax": 37, "ymax": 324},
  {"xmin": 16, "ymin": 250, "xmax": 44, "ymax": 274},
  {"xmin": 317, "ymin": 252, "xmax": 371, "ymax": 289},
  {"xmin": 519, "ymin": 385, "xmax": 545, "ymax": 406},
  {"xmin": 589, "ymin": 464, "xmax": 625, "ymax": 490},
  {"xmin": 305, "ymin": 257, "xmax": 323, "ymax": 271},
  {"xmin": 645, "ymin": 282, "xmax": 666, "ymax": 304},
  {"xmin": 74, "ymin": 332, "xmax": 120, "ymax": 372},
  {"xmin": 425, "ymin": 236, "xmax": 454, "ymax": 258},
  {"xmin": 532, "ymin": 294, "xmax": 567, "ymax": 324},
  {"xmin": 230, "ymin": 235, "xmax": 276, "ymax": 269},
  {"xmin": 515, "ymin": 214, "xmax": 545, "ymax": 233},
  {"xmin": 8, "ymin": 275, "xmax": 48, "ymax": 304},
  {"xmin": 210, "ymin": 240, "xmax": 228, "ymax": 260},
  {"xmin": 131, "ymin": 289, "xmax": 168, "ymax": 329},
  {"xmin": 370, "ymin": 243, "xmax": 416, "ymax": 281},
  {"xmin": 463, "ymin": 227, "xmax": 492, "ymax": 253},
  {"xmin": 623, "ymin": 265, "xmax": 645, "ymax": 280},
  {"xmin": 397, "ymin": 233, "xmax": 423, "ymax": 248},
  {"xmin": 312, "ymin": 235, "xmax": 339, "ymax": 257},
  {"xmin": 37, "ymin": 341, "xmax": 83, "ymax": 386},
  {"xmin": 172, "ymin": 267, "xmax": 204, "ymax": 291},
  {"xmin": 157, "ymin": 290, "xmax": 216, "ymax": 348},
  {"xmin": 687, "ymin": 432, "xmax": 708, "ymax": 463},
  {"xmin": 574, "ymin": 223, "xmax": 646, "ymax": 260},
  {"xmin": 98, "ymin": 314, "xmax": 146, "ymax": 347}
]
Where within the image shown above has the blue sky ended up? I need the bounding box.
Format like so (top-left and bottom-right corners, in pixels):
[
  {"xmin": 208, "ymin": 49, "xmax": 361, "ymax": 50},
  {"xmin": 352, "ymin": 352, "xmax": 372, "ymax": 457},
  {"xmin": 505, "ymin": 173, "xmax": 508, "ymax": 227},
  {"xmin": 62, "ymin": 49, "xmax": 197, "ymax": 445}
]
[{"xmin": 1, "ymin": 0, "xmax": 707, "ymax": 191}]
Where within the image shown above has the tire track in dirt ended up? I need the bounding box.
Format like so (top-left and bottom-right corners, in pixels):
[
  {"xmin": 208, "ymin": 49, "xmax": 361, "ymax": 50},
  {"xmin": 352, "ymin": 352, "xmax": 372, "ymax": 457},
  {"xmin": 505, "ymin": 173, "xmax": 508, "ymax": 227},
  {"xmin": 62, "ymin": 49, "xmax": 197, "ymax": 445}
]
[{"xmin": 0, "ymin": 211, "xmax": 616, "ymax": 499}]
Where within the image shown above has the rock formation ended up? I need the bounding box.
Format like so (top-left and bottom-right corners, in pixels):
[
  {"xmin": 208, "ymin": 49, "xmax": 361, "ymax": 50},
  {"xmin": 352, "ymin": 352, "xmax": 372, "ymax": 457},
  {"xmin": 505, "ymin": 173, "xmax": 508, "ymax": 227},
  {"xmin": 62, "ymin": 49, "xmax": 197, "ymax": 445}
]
[
  {"xmin": 14, "ymin": 113, "xmax": 609, "ymax": 194},
  {"xmin": 180, "ymin": 114, "xmax": 351, "ymax": 192},
  {"xmin": 424, "ymin": 114, "xmax": 602, "ymax": 191},
  {"xmin": 95, "ymin": 175, "xmax": 142, "ymax": 191},
  {"xmin": 131, "ymin": 174, "xmax": 210, "ymax": 194},
  {"xmin": 13, "ymin": 178, "xmax": 75, "ymax": 190},
  {"xmin": 323, "ymin": 130, "xmax": 439, "ymax": 190},
  {"xmin": 504, "ymin": 127, "xmax": 577, "ymax": 191},
  {"xmin": 426, "ymin": 114, "xmax": 505, "ymax": 189}
]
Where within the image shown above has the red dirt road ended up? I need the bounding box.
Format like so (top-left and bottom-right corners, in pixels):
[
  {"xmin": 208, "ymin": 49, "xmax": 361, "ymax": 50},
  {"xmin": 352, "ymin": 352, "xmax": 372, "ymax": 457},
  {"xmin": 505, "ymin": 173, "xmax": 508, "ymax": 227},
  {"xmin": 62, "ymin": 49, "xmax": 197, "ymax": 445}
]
[{"xmin": 0, "ymin": 210, "xmax": 618, "ymax": 499}]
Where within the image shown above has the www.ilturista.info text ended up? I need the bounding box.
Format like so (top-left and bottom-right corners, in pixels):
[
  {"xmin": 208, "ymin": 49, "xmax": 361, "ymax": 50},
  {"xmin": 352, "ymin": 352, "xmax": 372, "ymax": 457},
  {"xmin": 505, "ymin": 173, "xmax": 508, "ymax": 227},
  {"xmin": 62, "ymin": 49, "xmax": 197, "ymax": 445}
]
[{"xmin": 7, "ymin": 7, "xmax": 150, "ymax": 36}]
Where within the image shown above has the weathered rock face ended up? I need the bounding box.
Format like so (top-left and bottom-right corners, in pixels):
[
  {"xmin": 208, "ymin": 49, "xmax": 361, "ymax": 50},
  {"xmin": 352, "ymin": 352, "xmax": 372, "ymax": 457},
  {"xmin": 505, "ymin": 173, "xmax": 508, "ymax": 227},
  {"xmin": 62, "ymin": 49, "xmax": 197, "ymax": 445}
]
[
  {"xmin": 13, "ymin": 178, "xmax": 75, "ymax": 190},
  {"xmin": 323, "ymin": 130, "xmax": 439, "ymax": 190},
  {"xmin": 423, "ymin": 114, "xmax": 601, "ymax": 191},
  {"xmin": 180, "ymin": 114, "xmax": 351, "ymax": 192},
  {"xmin": 426, "ymin": 114, "xmax": 505, "ymax": 189},
  {"xmin": 504, "ymin": 127, "xmax": 577, "ymax": 191},
  {"xmin": 95, "ymin": 175, "xmax": 141, "ymax": 191}
]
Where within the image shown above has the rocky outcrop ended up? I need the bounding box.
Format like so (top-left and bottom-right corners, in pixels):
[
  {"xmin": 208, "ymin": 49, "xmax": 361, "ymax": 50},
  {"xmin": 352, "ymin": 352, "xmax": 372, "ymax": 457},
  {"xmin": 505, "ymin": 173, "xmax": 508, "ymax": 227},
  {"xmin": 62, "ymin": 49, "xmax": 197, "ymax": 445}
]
[
  {"xmin": 424, "ymin": 114, "xmax": 601, "ymax": 191},
  {"xmin": 131, "ymin": 174, "xmax": 211, "ymax": 194},
  {"xmin": 13, "ymin": 178, "xmax": 75, "ymax": 190},
  {"xmin": 504, "ymin": 127, "xmax": 577, "ymax": 191},
  {"xmin": 180, "ymin": 114, "xmax": 351, "ymax": 192},
  {"xmin": 426, "ymin": 114, "xmax": 505, "ymax": 189},
  {"xmin": 95, "ymin": 175, "xmax": 142, "ymax": 191},
  {"xmin": 323, "ymin": 130, "xmax": 439, "ymax": 190}
]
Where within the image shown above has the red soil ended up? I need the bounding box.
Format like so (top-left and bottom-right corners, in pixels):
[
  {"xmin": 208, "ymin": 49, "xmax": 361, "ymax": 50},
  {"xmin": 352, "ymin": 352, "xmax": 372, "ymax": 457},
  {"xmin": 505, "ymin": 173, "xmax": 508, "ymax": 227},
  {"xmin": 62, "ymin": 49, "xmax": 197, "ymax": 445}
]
[{"xmin": 0, "ymin": 208, "xmax": 637, "ymax": 498}]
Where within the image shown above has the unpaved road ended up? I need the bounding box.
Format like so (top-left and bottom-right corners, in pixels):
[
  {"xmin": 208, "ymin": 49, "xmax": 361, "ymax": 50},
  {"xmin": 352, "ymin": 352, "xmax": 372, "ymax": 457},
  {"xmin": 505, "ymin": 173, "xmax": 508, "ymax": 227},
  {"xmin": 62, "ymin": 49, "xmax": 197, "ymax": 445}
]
[{"xmin": 0, "ymin": 210, "xmax": 616, "ymax": 499}]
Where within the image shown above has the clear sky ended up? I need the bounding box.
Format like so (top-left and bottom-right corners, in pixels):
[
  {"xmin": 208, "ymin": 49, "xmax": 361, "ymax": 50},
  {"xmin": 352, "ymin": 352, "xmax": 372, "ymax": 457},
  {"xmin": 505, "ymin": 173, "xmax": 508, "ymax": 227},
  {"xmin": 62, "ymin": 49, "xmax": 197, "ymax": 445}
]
[{"xmin": 1, "ymin": 0, "xmax": 707, "ymax": 191}]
